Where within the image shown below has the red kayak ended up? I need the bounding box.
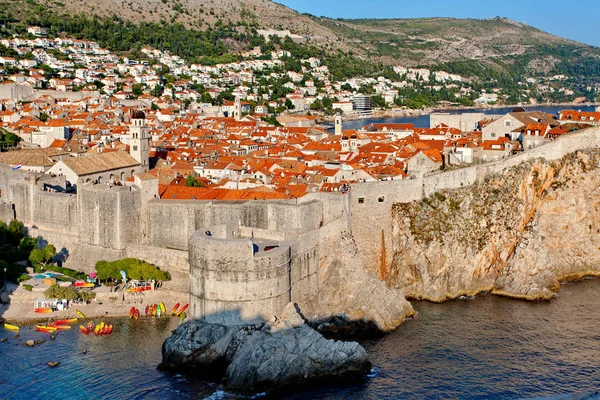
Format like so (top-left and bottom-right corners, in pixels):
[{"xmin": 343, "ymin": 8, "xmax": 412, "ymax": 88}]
[
  {"xmin": 129, "ymin": 306, "xmax": 135, "ymax": 319},
  {"xmin": 144, "ymin": 305, "xmax": 149, "ymax": 316},
  {"xmin": 152, "ymin": 304, "xmax": 157, "ymax": 316},
  {"xmin": 134, "ymin": 308, "xmax": 139, "ymax": 320},
  {"xmin": 170, "ymin": 303, "xmax": 180, "ymax": 316},
  {"xmin": 79, "ymin": 325, "xmax": 89, "ymax": 335},
  {"xmin": 176, "ymin": 304, "xmax": 189, "ymax": 316}
]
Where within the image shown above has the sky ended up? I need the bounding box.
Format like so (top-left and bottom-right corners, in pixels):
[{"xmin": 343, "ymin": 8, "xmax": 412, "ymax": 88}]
[{"xmin": 278, "ymin": 0, "xmax": 600, "ymax": 47}]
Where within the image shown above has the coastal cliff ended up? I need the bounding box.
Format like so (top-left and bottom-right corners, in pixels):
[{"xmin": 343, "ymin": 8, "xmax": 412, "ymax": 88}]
[
  {"xmin": 303, "ymin": 231, "xmax": 415, "ymax": 333},
  {"xmin": 390, "ymin": 150, "xmax": 600, "ymax": 301}
]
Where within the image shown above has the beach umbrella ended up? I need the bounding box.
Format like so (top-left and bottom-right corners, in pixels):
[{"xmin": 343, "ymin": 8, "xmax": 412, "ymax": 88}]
[
  {"xmin": 89, "ymin": 272, "xmax": 97, "ymax": 278},
  {"xmin": 120, "ymin": 270, "xmax": 127, "ymax": 283}
]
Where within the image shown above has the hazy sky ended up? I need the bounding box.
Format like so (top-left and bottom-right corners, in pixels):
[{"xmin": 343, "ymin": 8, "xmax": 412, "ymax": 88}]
[{"xmin": 278, "ymin": 0, "xmax": 600, "ymax": 47}]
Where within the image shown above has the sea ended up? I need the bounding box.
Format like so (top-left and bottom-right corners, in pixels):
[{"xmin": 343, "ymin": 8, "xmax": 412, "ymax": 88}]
[
  {"xmin": 336, "ymin": 105, "xmax": 598, "ymax": 131},
  {"xmin": 1, "ymin": 279, "xmax": 600, "ymax": 399}
]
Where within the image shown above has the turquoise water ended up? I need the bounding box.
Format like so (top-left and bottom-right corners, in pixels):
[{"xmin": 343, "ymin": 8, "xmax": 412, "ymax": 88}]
[{"xmin": 2, "ymin": 279, "xmax": 600, "ymax": 399}]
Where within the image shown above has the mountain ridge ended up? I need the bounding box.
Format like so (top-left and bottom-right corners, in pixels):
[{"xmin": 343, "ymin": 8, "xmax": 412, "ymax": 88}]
[{"xmin": 1, "ymin": 0, "xmax": 599, "ymax": 80}]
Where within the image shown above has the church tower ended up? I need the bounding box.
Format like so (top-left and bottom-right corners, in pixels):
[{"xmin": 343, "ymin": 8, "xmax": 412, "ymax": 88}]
[
  {"xmin": 129, "ymin": 110, "xmax": 150, "ymax": 171},
  {"xmin": 233, "ymin": 97, "xmax": 242, "ymax": 121},
  {"xmin": 335, "ymin": 115, "xmax": 343, "ymax": 135}
]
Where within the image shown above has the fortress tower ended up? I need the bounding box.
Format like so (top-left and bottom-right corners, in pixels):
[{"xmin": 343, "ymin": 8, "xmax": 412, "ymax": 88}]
[{"xmin": 129, "ymin": 110, "xmax": 150, "ymax": 171}]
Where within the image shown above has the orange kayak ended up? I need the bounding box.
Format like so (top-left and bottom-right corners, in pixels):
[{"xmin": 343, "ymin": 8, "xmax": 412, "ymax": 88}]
[
  {"xmin": 129, "ymin": 307, "xmax": 135, "ymax": 318},
  {"xmin": 35, "ymin": 308, "xmax": 53, "ymax": 313},
  {"xmin": 134, "ymin": 308, "xmax": 139, "ymax": 320},
  {"xmin": 170, "ymin": 303, "xmax": 180, "ymax": 316},
  {"xmin": 54, "ymin": 319, "xmax": 78, "ymax": 325},
  {"xmin": 176, "ymin": 304, "xmax": 189, "ymax": 316},
  {"xmin": 79, "ymin": 325, "xmax": 89, "ymax": 335}
]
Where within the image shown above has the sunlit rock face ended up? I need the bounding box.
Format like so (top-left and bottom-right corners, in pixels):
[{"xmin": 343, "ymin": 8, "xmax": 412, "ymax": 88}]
[{"xmin": 390, "ymin": 150, "xmax": 600, "ymax": 302}]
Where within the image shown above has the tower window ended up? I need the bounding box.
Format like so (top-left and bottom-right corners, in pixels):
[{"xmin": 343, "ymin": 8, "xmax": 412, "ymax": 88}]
[{"xmin": 133, "ymin": 146, "xmax": 138, "ymax": 151}]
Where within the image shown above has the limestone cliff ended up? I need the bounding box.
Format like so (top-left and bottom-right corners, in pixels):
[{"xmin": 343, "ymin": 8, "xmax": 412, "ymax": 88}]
[
  {"xmin": 303, "ymin": 231, "xmax": 415, "ymax": 333},
  {"xmin": 390, "ymin": 150, "xmax": 600, "ymax": 302}
]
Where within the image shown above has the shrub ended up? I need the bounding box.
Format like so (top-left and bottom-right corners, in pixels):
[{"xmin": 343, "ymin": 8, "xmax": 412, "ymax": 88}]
[
  {"xmin": 44, "ymin": 284, "xmax": 78, "ymax": 300},
  {"xmin": 79, "ymin": 291, "xmax": 96, "ymax": 303},
  {"xmin": 96, "ymin": 258, "xmax": 170, "ymax": 282},
  {"xmin": 17, "ymin": 274, "xmax": 30, "ymax": 283},
  {"xmin": 22, "ymin": 284, "xmax": 33, "ymax": 291}
]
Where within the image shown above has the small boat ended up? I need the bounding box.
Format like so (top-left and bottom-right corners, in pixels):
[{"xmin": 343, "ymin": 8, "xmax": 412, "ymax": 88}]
[
  {"xmin": 134, "ymin": 308, "xmax": 139, "ymax": 320},
  {"xmin": 35, "ymin": 325, "xmax": 57, "ymax": 333},
  {"xmin": 108, "ymin": 325, "xmax": 113, "ymax": 334},
  {"xmin": 159, "ymin": 302, "xmax": 166, "ymax": 314},
  {"xmin": 144, "ymin": 305, "xmax": 149, "ymax": 316},
  {"xmin": 87, "ymin": 321, "xmax": 94, "ymax": 331},
  {"xmin": 152, "ymin": 304, "xmax": 157, "ymax": 316},
  {"xmin": 98, "ymin": 321, "xmax": 105, "ymax": 331},
  {"xmin": 4, "ymin": 323, "xmax": 19, "ymax": 331},
  {"xmin": 53, "ymin": 318, "xmax": 78, "ymax": 325},
  {"xmin": 79, "ymin": 325, "xmax": 89, "ymax": 335},
  {"xmin": 49, "ymin": 324, "xmax": 71, "ymax": 331},
  {"xmin": 129, "ymin": 306, "xmax": 135, "ymax": 319},
  {"xmin": 170, "ymin": 303, "xmax": 180, "ymax": 316},
  {"xmin": 157, "ymin": 306, "xmax": 162, "ymax": 318},
  {"xmin": 35, "ymin": 307, "xmax": 53, "ymax": 313},
  {"xmin": 75, "ymin": 310, "xmax": 86, "ymax": 319},
  {"xmin": 73, "ymin": 281, "xmax": 95, "ymax": 288},
  {"xmin": 176, "ymin": 304, "xmax": 189, "ymax": 316}
]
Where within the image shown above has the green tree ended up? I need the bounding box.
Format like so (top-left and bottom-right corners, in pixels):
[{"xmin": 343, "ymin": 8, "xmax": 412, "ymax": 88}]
[
  {"xmin": 184, "ymin": 175, "xmax": 204, "ymax": 187},
  {"xmin": 29, "ymin": 244, "xmax": 56, "ymax": 267}
]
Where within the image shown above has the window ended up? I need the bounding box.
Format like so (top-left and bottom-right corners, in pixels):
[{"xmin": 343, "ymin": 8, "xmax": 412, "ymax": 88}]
[
  {"xmin": 378, "ymin": 196, "xmax": 385, "ymax": 203},
  {"xmin": 491, "ymin": 132, "xmax": 496, "ymax": 138},
  {"xmin": 504, "ymin": 120, "xmax": 511, "ymax": 127},
  {"xmin": 358, "ymin": 197, "xmax": 365, "ymax": 204},
  {"xmin": 133, "ymin": 145, "xmax": 138, "ymax": 151}
]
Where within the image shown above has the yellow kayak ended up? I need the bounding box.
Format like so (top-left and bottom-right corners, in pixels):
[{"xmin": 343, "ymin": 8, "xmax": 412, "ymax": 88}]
[
  {"xmin": 75, "ymin": 310, "xmax": 86, "ymax": 319},
  {"xmin": 159, "ymin": 302, "xmax": 166, "ymax": 314},
  {"xmin": 4, "ymin": 323, "xmax": 19, "ymax": 332}
]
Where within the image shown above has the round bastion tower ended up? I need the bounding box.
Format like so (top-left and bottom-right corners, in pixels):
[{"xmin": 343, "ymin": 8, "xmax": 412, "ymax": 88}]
[{"xmin": 129, "ymin": 110, "xmax": 150, "ymax": 171}]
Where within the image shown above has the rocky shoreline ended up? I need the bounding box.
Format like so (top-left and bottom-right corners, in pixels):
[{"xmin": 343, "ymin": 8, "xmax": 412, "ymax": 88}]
[{"xmin": 159, "ymin": 303, "xmax": 372, "ymax": 395}]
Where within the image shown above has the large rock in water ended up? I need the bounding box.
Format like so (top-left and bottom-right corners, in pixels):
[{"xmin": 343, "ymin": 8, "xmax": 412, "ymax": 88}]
[{"xmin": 160, "ymin": 303, "xmax": 371, "ymax": 394}]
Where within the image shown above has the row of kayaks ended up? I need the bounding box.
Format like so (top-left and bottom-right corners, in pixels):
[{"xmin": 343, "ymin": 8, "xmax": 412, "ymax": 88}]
[
  {"xmin": 130, "ymin": 303, "xmax": 188, "ymax": 319},
  {"xmin": 5, "ymin": 317, "xmax": 79, "ymax": 332},
  {"xmin": 79, "ymin": 321, "xmax": 112, "ymax": 336}
]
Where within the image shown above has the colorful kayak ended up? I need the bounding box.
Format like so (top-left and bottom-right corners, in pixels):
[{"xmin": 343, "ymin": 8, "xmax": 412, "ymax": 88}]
[
  {"xmin": 152, "ymin": 304, "xmax": 157, "ymax": 316},
  {"xmin": 48, "ymin": 324, "xmax": 71, "ymax": 331},
  {"xmin": 79, "ymin": 325, "xmax": 89, "ymax": 335},
  {"xmin": 36, "ymin": 325, "xmax": 57, "ymax": 333},
  {"xmin": 176, "ymin": 304, "xmax": 189, "ymax": 316},
  {"xmin": 157, "ymin": 306, "xmax": 162, "ymax": 318},
  {"xmin": 129, "ymin": 306, "xmax": 135, "ymax": 319},
  {"xmin": 74, "ymin": 281, "xmax": 95, "ymax": 288},
  {"xmin": 4, "ymin": 323, "xmax": 19, "ymax": 331},
  {"xmin": 53, "ymin": 318, "xmax": 77, "ymax": 325},
  {"xmin": 159, "ymin": 302, "xmax": 166, "ymax": 314},
  {"xmin": 87, "ymin": 321, "xmax": 94, "ymax": 331},
  {"xmin": 145, "ymin": 305, "xmax": 149, "ymax": 316},
  {"xmin": 134, "ymin": 308, "xmax": 139, "ymax": 320},
  {"xmin": 75, "ymin": 310, "xmax": 86, "ymax": 318},
  {"xmin": 170, "ymin": 303, "xmax": 180, "ymax": 316},
  {"xmin": 35, "ymin": 307, "xmax": 53, "ymax": 313}
]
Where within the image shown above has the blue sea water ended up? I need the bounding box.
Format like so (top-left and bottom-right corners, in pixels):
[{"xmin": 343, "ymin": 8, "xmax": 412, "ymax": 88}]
[
  {"xmin": 1, "ymin": 279, "xmax": 600, "ymax": 399},
  {"xmin": 339, "ymin": 105, "xmax": 598, "ymax": 131}
]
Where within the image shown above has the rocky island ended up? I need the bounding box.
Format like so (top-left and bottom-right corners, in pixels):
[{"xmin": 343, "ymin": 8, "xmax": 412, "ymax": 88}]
[{"xmin": 160, "ymin": 303, "xmax": 372, "ymax": 395}]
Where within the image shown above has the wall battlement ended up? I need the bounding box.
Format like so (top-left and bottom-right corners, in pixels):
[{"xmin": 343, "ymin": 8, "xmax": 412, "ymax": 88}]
[{"xmin": 1, "ymin": 126, "xmax": 599, "ymax": 320}]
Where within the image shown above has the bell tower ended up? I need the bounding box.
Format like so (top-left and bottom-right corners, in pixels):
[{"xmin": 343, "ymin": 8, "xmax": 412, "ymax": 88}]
[
  {"xmin": 129, "ymin": 110, "xmax": 150, "ymax": 171},
  {"xmin": 234, "ymin": 97, "xmax": 242, "ymax": 121}
]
